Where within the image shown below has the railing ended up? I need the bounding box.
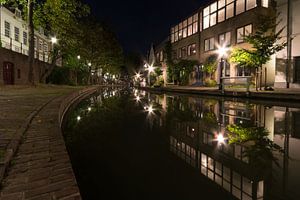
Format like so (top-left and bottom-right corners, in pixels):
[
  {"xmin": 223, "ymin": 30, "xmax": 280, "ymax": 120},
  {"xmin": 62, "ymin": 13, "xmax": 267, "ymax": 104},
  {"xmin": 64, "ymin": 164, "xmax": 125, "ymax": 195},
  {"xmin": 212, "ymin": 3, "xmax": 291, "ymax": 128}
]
[
  {"xmin": 0, "ymin": 34, "xmax": 51, "ymax": 63},
  {"xmin": 220, "ymin": 76, "xmax": 252, "ymax": 94}
]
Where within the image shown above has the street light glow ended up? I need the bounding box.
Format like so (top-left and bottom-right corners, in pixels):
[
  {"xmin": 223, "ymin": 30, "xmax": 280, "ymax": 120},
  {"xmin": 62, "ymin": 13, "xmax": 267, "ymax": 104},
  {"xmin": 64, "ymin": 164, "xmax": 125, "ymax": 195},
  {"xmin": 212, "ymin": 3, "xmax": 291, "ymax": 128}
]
[
  {"xmin": 77, "ymin": 116, "xmax": 81, "ymax": 121},
  {"xmin": 88, "ymin": 62, "xmax": 92, "ymax": 67},
  {"xmin": 51, "ymin": 37, "xmax": 57, "ymax": 44},
  {"xmin": 77, "ymin": 55, "xmax": 81, "ymax": 60},
  {"xmin": 148, "ymin": 65, "xmax": 155, "ymax": 73},
  {"xmin": 216, "ymin": 133, "xmax": 226, "ymax": 144}
]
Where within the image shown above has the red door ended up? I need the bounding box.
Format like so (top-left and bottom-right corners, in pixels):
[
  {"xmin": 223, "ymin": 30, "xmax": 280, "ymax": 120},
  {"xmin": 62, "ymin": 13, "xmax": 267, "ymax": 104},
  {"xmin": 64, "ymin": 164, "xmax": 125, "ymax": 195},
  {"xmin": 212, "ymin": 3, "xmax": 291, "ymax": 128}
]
[{"xmin": 3, "ymin": 62, "xmax": 14, "ymax": 85}]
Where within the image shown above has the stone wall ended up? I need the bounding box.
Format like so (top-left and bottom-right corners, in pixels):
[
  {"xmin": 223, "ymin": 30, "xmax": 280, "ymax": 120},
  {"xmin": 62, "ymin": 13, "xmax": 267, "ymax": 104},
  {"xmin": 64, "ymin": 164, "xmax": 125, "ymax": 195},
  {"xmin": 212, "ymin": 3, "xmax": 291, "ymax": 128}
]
[{"xmin": 0, "ymin": 47, "xmax": 51, "ymax": 85}]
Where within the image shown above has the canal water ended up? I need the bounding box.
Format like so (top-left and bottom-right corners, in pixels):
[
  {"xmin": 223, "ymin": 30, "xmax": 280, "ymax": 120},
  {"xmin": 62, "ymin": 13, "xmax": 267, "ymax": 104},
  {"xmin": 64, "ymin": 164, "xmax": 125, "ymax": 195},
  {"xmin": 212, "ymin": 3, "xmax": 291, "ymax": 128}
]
[{"xmin": 63, "ymin": 87, "xmax": 300, "ymax": 200}]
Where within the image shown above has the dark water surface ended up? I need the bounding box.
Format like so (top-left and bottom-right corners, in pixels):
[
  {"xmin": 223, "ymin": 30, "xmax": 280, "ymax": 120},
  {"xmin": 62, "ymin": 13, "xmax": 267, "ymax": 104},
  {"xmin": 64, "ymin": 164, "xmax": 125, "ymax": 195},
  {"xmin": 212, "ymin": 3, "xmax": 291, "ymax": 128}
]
[{"xmin": 63, "ymin": 87, "xmax": 300, "ymax": 200}]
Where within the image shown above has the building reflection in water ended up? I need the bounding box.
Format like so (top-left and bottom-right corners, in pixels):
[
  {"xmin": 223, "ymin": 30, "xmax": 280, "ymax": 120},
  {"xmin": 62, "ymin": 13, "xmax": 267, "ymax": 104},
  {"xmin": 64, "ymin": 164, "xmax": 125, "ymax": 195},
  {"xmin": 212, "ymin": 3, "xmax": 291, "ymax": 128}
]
[{"xmin": 143, "ymin": 91, "xmax": 300, "ymax": 200}]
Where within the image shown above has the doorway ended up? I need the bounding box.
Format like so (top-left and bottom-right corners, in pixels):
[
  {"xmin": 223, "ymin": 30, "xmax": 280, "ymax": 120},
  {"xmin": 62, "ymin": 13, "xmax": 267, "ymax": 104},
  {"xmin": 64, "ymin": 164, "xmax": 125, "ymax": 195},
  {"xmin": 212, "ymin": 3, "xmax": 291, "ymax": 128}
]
[{"xmin": 3, "ymin": 62, "xmax": 14, "ymax": 85}]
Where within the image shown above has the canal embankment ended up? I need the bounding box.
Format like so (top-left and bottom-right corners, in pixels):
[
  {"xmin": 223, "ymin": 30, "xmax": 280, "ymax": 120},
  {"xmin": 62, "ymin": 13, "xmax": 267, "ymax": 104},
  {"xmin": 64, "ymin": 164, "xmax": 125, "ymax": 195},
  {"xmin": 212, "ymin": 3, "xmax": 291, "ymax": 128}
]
[
  {"xmin": 0, "ymin": 85, "xmax": 98, "ymax": 200},
  {"xmin": 140, "ymin": 86, "xmax": 300, "ymax": 102}
]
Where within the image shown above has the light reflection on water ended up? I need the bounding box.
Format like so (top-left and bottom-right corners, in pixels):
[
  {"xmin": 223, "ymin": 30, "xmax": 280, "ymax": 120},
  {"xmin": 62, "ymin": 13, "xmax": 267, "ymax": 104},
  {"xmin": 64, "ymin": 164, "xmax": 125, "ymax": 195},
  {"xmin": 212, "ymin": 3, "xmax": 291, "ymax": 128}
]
[{"xmin": 63, "ymin": 87, "xmax": 300, "ymax": 200}]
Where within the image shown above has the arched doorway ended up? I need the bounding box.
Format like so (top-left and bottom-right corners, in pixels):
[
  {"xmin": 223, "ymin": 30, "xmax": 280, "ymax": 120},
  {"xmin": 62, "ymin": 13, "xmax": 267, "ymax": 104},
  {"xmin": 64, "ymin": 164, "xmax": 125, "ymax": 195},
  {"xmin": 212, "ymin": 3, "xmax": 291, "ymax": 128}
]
[{"xmin": 3, "ymin": 62, "xmax": 14, "ymax": 85}]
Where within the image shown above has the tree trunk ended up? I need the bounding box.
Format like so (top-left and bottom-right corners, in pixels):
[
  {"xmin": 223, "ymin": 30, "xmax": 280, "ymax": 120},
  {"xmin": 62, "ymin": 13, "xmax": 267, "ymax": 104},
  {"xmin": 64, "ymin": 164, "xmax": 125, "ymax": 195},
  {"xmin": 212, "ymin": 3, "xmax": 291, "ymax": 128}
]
[{"xmin": 28, "ymin": 0, "xmax": 35, "ymax": 85}]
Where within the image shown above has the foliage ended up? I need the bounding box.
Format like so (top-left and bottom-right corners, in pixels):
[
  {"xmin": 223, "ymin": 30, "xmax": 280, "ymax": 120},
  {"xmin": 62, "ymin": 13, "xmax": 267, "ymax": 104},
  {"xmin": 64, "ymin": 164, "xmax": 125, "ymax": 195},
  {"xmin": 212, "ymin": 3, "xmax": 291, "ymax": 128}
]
[
  {"xmin": 227, "ymin": 124, "xmax": 284, "ymax": 168},
  {"xmin": 153, "ymin": 76, "xmax": 164, "ymax": 88},
  {"xmin": 164, "ymin": 41, "xmax": 175, "ymax": 82},
  {"xmin": 204, "ymin": 79, "xmax": 217, "ymax": 87},
  {"xmin": 230, "ymin": 14, "xmax": 287, "ymax": 69},
  {"xmin": 203, "ymin": 54, "xmax": 218, "ymax": 79},
  {"xmin": 47, "ymin": 66, "xmax": 73, "ymax": 85},
  {"xmin": 174, "ymin": 59, "xmax": 199, "ymax": 85},
  {"xmin": 202, "ymin": 112, "xmax": 218, "ymax": 127}
]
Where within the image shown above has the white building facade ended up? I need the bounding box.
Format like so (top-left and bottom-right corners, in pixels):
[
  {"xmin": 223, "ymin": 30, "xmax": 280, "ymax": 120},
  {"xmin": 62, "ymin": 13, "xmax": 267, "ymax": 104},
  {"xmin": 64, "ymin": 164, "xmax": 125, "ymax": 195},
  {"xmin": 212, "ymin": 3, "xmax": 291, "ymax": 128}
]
[{"xmin": 0, "ymin": 6, "xmax": 51, "ymax": 63}]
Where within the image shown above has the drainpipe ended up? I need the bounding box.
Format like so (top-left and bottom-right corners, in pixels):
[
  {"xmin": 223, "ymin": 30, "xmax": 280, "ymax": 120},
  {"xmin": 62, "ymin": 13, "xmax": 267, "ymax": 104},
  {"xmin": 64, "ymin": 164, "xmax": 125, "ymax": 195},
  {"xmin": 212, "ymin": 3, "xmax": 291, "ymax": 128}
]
[{"xmin": 286, "ymin": 0, "xmax": 293, "ymax": 88}]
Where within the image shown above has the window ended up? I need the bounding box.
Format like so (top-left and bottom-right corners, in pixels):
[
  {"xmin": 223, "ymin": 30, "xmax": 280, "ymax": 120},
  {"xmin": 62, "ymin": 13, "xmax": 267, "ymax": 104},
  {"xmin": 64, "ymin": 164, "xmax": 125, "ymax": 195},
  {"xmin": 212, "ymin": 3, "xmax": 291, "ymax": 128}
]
[
  {"xmin": 237, "ymin": 24, "xmax": 252, "ymax": 43},
  {"xmin": 5, "ymin": 21, "xmax": 10, "ymax": 38},
  {"xmin": 218, "ymin": 8, "xmax": 225, "ymax": 23},
  {"xmin": 246, "ymin": 0, "xmax": 256, "ymax": 10},
  {"xmin": 236, "ymin": 0, "xmax": 245, "ymax": 15},
  {"xmin": 14, "ymin": 27, "xmax": 20, "ymax": 42},
  {"xmin": 219, "ymin": 32, "xmax": 231, "ymax": 46},
  {"xmin": 262, "ymin": 0, "xmax": 269, "ymax": 7},
  {"xmin": 178, "ymin": 48, "xmax": 182, "ymax": 58},
  {"xmin": 188, "ymin": 44, "xmax": 196, "ymax": 56},
  {"xmin": 34, "ymin": 37, "xmax": 37, "ymax": 48},
  {"xmin": 210, "ymin": 13, "xmax": 217, "ymax": 26},
  {"xmin": 171, "ymin": 14, "xmax": 198, "ymax": 42},
  {"xmin": 23, "ymin": 32, "xmax": 28, "ymax": 45},
  {"xmin": 204, "ymin": 37, "xmax": 215, "ymax": 51},
  {"xmin": 203, "ymin": 6, "xmax": 210, "ymax": 29},
  {"xmin": 226, "ymin": 2, "xmax": 234, "ymax": 19}
]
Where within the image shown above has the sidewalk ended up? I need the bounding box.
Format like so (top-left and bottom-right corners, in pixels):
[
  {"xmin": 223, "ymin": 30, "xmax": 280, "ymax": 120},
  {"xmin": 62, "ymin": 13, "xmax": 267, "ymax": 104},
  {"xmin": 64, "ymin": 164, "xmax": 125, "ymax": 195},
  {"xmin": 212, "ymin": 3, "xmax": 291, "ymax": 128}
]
[
  {"xmin": 142, "ymin": 85, "xmax": 300, "ymax": 101},
  {"xmin": 0, "ymin": 85, "xmax": 87, "ymax": 200}
]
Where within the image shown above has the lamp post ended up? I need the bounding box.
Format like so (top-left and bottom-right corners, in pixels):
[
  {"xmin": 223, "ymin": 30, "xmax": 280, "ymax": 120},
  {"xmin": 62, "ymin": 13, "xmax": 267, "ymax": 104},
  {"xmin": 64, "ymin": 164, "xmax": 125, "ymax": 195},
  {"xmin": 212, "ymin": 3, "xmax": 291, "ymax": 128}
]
[{"xmin": 217, "ymin": 46, "xmax": 228, "ymax": 91}]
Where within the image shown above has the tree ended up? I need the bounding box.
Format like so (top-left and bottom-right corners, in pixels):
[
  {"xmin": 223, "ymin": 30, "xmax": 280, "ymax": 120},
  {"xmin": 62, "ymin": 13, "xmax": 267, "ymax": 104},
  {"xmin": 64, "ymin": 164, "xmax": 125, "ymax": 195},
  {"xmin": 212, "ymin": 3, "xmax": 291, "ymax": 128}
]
[
  {"xmin": 230, "ymin": 14, "xmax": 287, "ymax": 89},
  {"xmin": 173, "ymin": 59, "xmax": 198, "ymax": 85},
  {"xmin": 203, "ymin": 54, "xmax": 218, "ymax": 79},
  {"xmin": 36, "ymin": 0, "xmax": 90, "ymax": 83},
  {"xmin": 164, "ymin": 41, "xmax": 175, "ymax": 83}
]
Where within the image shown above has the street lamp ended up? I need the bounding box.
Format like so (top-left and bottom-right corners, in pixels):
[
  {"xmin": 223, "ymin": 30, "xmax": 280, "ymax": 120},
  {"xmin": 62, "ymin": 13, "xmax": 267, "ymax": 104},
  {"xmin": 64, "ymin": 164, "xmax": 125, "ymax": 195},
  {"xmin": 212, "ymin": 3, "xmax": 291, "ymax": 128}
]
[
  {"xmin": 217, "ymin": 46, "xmax": 229, "ymax": 91},
  {"xmin": 77, "ymin": 55, "xmax": 81, "ymax": 60},
  {"xmin": 144, "ymin": 62, "xmax": 155, "ymax": 86},
  {"xmin": 51, "ymin": 37, "xmax": 57, "ymax": 44}
]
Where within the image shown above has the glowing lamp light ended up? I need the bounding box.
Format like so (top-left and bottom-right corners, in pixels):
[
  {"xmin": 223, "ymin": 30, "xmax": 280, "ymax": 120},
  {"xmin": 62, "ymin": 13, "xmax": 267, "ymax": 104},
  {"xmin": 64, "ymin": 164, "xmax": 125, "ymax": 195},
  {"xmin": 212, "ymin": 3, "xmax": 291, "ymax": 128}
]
[
  {"xmin": 88, "ymin": 107, "xmax": 91, "ymax": 112},
  {"xmin": 217, "ymin": 46, "xmax": 229, "ymax": 58},
  {"xmin": 148, "ymin": 65, "xmax": 155, "ymax": 73},
  {"xmin": 77, "ymin": 116, "xmax": 81, "ymax": 121},
  {"xmin": 77, "ymin": 55, "xmax": 81, "ymax": 60},
  {"xmin": 148, "ymin": 105, "xmax": 154, "ymax": 113},
  {"xmin": 135, "ymin": 96, "xmax": 141, "ymax": 102},
  {"xmin": 88, "ymin": 62, "xmax": 92, "ymax": 67},
  {"xmin": 51, "ymin": 37, "xmax": 57, "ymax": 44},
  {"xmin": 217, "ymin": 133, "xmax": 225, "ymax": 144}
]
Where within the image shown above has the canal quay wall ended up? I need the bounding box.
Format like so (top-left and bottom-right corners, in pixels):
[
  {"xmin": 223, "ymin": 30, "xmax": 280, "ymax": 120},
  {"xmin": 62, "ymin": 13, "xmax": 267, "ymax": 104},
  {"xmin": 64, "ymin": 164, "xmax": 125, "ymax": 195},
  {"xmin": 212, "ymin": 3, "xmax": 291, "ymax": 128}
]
[
  {"xmin": 0, "ymin": 86, "xmax": 98, "ymax": 200},
  {"xmin": 140, "ymin": 86, "xmax": 300, "ymax": 103}
]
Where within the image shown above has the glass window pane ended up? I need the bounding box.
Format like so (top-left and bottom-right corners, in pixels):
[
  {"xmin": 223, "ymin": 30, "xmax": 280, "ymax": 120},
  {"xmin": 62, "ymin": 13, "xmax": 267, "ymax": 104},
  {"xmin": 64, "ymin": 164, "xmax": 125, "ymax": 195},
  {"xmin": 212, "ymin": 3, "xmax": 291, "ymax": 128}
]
[
  {"xmin": 204, "ymin": 6, "xmax": 210, "ymax": 16},
  {"xmin": 245, "ymin": 24, "xmax": 252, "ymax": 35},
  {"xmin": 211, "ymin": 2, "xmax": 217, "ymax": 13},
  {"xmin": 226, "ymin": 3, "xmax": 234, "ymax": 19},
  {"xmin": 188, "ymin": 25, "xmax": 193, "ymax": 36},
  {"xmin": 233, "ymin": 187, "xmax": 241, "ymax": 199},
  {"xmin": 193, "ymin": 22, "xmax": 198, "ymax": 34},
  {"xmin": 246, "ymin": 0, "xmax": 257, "ymax": 10},
  {"xmin": 243, "ymin": 177, "xmax": 252, "ymax": 195},
  {"xmin": 257, "ymin": 181, "xmax": 264, "ymax": 198},
  {"xmin": 233, "ymin": 171, "xmax": 241, "ymax": 188},
  {"xmin": 210, "ymin": 38, "xmax": 215, "ymax": 50},
  {"xmin": 183, "ymin": 20, "xmax": 188, "ymax": 27},
  {"xmin": 193, "ymin": 13, "xmax": 199, "ymax": 22},
  {"xmin": 215, "ymin": 175, "xmax": 222, "ymax": 185},
  {"xmin": 236, "ymin": 0, "xmax": 245, "ymax": 15},
  {"xmin": 175, "ymin": 25, "xmax": 178, "ymax": 32},
  {"xmin": 183, "ymin": 28, "xmax": 187, "ymax": 38},
  {"xmin": 188, "ymin": 16, "xmax": 193, "ymax": 25},
  {"xmin": 223, "ymin": 180, "xmax": 231, "ymax": 192},
  {"xmin": 205, "ymin": 39, "xmax": 209, "ymax": 51},
  {"xmin": 208, "ymin": 157, "xmax": 214, "ymax": 170},
  {"xmin": 237, "ymin": 27, "xmax": 244, "ymax": 43},
  {"xmin": 218, "ymin": 0, "xmax": 225, "ymax": 8},
  {"xmin": 208, "ymin": 170, "xmax": 214, "ymax": 180},
  {"xmin": 210, "ymin": 13, "xmax": 217, "ymax": 26},
  {"xmin": 201, "ymin": 166, "xmax": 207, "ymax": 175},
  {"xmin": 215, "ymin": 161, "xmax": 222, "ymax": 175},
  {"xmin": 226, "ymin": 32, "xmax": 231, "ymax": 45},
  {"xmin": 227, "ymin": 0, "xmax": 234, "ymax": 4},
  {"xmin": 204, "ymin": 16, "xmax": 210, "ymax": 29},
  {"xmin": 262, "ymin": 0, "xmax": 269, "ymax": 7},
  {"xmin": 179, "ymin": 22, "xmax": 183, "ymax": 30},
  {"xmin": 171, "ymin": 27, "xmax": 175, "ymax": 34},
  {"xmin": 219, "ymin": 33, "xmax": 225, "ymax": 46},
  {"xmin": 222, "ymin": 165, "xmax": 231, "ymax": 179},
  {"xmin": 218, "ymin": 8, "xmax": 225, "ymax": 23}
]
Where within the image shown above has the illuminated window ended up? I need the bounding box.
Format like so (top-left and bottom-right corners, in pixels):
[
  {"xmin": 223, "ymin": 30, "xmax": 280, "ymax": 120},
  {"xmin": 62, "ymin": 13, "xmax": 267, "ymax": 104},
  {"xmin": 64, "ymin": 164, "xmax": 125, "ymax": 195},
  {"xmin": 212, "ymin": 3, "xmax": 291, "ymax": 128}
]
[
  {"xmin": 262, "ymin": 0, "xmax": 269, "ymax": 7},
  {"xmin": 226, "ymin": 3, "xmax": 234, "ymax": 19},
  {"xmin": 210, "ymin": 13, "xmax": 217, "ymax": 26},
  {"xmin": 219, "ymin": 31, "xmax": 231, "ymax": 46},
  {"xmin": 188, "ymin": 44, "xmax": 196, "ymax": 56},
  {"xmin": 236, "ymin": 0, "xmax": 245, "ymax": 15},
  {"xmin": 218, "ymin": 8, "xmax": 225, "ymax": 23},
  {"xmin": 218, "ymin": 0, "xmax": 225, "ymax": 9},
  {"xmin": 246, "ymin": 0, "xmax": 257, "ymax": 10},
  {"xmin": 204, "ymin": 37, "xmax": 215, "ymax": 52},
  {"xmin": 237, "ymin": 24, "xmax": 252, "ymax": 43}
]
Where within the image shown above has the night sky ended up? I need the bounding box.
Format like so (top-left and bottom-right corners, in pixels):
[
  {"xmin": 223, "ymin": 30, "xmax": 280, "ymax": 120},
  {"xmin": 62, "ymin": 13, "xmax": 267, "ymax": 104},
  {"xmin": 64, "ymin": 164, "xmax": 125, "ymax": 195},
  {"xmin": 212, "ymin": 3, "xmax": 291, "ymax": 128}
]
[{"xmin": 84, "ymin": 0, "xmax": 209, "ymax": 54}]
